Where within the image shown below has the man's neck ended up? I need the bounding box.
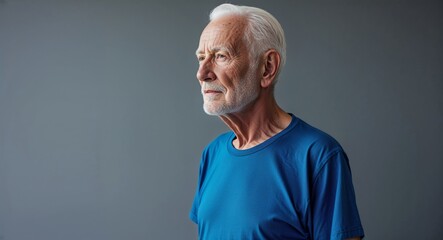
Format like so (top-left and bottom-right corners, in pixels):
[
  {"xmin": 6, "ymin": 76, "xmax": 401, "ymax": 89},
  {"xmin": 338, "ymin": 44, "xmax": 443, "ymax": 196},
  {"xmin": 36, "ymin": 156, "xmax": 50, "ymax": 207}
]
[{"xmin": 219, "ymin": 97, "xmax": 291, "ymax": 150}]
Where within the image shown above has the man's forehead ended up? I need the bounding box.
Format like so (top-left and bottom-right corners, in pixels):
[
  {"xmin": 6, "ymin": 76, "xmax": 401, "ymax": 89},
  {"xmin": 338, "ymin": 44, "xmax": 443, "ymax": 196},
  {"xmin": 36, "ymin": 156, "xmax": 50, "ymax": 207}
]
[
  {"xmin": 197, "ymin": 15, "xmax": 247, "ymax": 54},
  {"xmin": 206, "ymin": 14, "xmax": 247, "ymax": 30}
]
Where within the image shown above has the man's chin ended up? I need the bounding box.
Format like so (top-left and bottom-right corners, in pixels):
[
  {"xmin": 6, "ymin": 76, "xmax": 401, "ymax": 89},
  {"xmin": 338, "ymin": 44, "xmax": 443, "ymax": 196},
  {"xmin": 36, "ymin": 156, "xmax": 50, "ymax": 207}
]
[
  {"xmin": 203, "ymin": 104, "xmax": 227, "ymax": 116},
  {"xmin": 203, "ymin": 102, "xmax": 249, "ymax": 116},
  {"xmin": 203, "ymin": 108, "xmax": 223, "ymax": 116}
]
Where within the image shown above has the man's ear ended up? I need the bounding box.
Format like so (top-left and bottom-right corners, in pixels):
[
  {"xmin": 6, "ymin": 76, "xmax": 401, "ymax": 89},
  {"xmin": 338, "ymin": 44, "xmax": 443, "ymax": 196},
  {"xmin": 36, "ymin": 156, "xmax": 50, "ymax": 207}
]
[{"xmin": 261, "ymin": 49, "xmax": 281, "ymax": 88}]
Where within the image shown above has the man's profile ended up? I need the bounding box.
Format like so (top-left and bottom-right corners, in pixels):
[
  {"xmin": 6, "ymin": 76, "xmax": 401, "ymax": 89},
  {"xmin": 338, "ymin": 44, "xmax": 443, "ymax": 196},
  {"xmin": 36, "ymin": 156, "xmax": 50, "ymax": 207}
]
[{"xmin": 190, "ymin": 4, "xmax": 364, "ymax": 240}]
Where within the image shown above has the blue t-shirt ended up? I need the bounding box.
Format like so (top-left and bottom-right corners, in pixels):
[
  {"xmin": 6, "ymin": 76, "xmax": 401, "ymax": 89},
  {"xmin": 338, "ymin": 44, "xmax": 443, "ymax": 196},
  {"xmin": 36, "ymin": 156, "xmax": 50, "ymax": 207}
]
[{"xmin": 190, "ymin": 114, "xmax": 364, "ymax": 240}]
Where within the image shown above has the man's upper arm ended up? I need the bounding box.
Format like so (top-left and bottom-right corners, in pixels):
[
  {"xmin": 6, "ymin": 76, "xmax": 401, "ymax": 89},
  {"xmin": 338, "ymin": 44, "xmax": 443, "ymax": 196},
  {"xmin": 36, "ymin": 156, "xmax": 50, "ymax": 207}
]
[{"xmin": 309, "ymin": 150, "xmax": 364, "ymax": 239}]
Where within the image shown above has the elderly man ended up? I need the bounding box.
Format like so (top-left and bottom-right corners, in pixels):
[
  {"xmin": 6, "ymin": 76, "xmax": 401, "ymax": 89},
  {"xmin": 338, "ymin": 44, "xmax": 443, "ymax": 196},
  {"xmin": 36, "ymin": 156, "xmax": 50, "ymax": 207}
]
[{"xmin": 190, "ymin": 4, "xmax": 364, "ymax": 240}]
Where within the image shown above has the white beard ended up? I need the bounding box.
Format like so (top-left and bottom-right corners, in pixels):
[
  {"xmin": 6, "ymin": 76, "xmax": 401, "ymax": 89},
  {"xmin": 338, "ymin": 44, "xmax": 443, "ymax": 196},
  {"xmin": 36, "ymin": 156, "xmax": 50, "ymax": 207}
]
[{"xmin": 202, "ymin": 66, "xmax": 260, "ymax": 116}]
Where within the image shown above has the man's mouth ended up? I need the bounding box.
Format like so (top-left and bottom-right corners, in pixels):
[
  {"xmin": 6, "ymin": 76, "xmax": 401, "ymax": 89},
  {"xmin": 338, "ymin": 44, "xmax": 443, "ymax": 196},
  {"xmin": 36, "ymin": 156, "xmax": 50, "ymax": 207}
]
[{"xmin": 204, "ymin": 90, "xmax": 223, "ymax": 94}]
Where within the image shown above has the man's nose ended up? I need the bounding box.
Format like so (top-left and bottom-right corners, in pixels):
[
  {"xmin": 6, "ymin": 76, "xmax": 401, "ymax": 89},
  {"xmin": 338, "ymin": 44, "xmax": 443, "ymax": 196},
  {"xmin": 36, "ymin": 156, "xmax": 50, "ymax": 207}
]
[{"xmin": 196, "ymin": 58, "xmax": 216, "ymax": 82}]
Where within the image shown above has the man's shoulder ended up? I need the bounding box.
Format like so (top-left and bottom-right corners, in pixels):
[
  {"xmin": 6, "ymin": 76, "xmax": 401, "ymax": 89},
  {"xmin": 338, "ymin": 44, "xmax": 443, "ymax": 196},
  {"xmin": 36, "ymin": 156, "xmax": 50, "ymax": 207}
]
[
  {"xmin": 283, "ymin": 116, "xmax": 348, "ymax": 176},
  {"xmin": 287, "ymin": 117, "xmax": 342, "ymax": 152},
  {"xmin": 203, "ymin": 131, "xmax": 233, "ymax": 152}
]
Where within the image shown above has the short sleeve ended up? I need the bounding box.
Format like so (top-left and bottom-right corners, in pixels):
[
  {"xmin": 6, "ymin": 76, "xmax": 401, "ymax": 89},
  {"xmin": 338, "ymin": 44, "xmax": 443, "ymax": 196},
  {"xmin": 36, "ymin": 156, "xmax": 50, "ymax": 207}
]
[
  {"xmin": 190, "ymin": 149, "xmax": 208, "ymax": 225},
  {"xmin": 308, "ymin": 150, "xmax": 364, "ymax": 240},
  {"xmin": 190, "ymin": 187, "xmax": 199, "ymax": 224},
  {"xmin": 190, "ymin": 160, "xmax": 203, "ymax": 224}
]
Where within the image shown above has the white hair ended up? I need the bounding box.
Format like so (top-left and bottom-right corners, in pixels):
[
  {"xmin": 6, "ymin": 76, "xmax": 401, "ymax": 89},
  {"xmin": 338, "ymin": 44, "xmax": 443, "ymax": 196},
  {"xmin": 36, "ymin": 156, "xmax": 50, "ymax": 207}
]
[{"xmin": 209, "ymin": 3, "xmax": 286, "ymax": 81}]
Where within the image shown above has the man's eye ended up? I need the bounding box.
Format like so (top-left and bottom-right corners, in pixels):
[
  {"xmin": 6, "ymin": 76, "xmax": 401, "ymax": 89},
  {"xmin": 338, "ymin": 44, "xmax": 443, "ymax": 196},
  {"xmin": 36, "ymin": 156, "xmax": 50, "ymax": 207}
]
[
  {"xmin": 197, "ymin": 56, "xmax": 205, "ymax": 62},
  {"xmin": 215, "ymin": 54, "xmax": 227, "ymax": 60}
]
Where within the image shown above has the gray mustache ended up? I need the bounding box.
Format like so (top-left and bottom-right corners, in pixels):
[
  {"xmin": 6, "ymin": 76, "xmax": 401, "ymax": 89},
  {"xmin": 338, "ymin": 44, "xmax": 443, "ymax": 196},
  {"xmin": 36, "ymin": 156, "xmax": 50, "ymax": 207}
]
[{"xmin": 201, "ymin": 83, "xmax": 226, "ymax": 93}]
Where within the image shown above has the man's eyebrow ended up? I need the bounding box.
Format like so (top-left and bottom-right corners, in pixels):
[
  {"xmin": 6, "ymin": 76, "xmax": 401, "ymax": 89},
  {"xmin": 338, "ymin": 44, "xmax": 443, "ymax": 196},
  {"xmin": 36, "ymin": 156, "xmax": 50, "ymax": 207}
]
[
  {"xmin": 195, "ymin": 47, "xmax": 231, "ymax": 56},
  {"xmin": 195, "ymin": 49, "xmax": 203, "ymax": 56}
]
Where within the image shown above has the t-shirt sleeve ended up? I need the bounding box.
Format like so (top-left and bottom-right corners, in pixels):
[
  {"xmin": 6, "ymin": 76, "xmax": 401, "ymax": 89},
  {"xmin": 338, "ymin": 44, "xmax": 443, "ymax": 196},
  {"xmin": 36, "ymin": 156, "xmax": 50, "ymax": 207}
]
[
  {"xmin": 190, "ymin": 160, "xmax": 202, "ymax": 224},
  {"xmin": 190, "ymin": 149, "xmax": 207, "ymax": 224},
  {"xmin": 308, "ymin": 150, "xmax": 364, "ymax": 240},
  {"xmin": 190, "ymin": 187, "xmax": 199, "ymax": 224}
]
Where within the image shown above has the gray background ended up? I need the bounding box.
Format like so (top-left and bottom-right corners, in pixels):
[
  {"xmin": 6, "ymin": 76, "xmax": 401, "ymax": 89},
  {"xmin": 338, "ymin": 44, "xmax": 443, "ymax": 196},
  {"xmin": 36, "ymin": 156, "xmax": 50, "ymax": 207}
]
[{"xmin": 1, "ymin": 0, "xmax": 442, "ymax": 239}]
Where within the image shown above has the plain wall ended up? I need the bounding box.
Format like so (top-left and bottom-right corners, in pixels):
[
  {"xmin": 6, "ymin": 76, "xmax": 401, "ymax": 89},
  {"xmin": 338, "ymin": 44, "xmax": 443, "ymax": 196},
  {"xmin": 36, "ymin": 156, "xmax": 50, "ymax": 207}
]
[{"xmin": 1, "ymin": 0, "xmax": 442, "ymax": 239}]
